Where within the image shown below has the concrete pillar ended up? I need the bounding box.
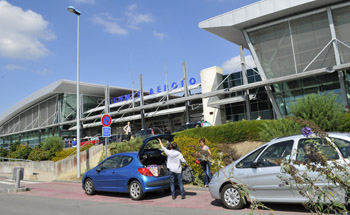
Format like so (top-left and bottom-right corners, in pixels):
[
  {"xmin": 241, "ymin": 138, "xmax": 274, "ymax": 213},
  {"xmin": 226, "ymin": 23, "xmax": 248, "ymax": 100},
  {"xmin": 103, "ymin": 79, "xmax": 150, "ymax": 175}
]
[{"xmin": 200, "ymin": 66, "xmax": 226, "ymax": 125}]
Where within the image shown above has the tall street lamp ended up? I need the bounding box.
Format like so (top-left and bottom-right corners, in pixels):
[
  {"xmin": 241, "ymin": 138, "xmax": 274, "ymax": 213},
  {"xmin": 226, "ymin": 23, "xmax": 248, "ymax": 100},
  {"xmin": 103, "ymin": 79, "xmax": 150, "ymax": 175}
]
[{"xmin": 67, "ymin": 6, "xmax": 82, "ymax": 178}]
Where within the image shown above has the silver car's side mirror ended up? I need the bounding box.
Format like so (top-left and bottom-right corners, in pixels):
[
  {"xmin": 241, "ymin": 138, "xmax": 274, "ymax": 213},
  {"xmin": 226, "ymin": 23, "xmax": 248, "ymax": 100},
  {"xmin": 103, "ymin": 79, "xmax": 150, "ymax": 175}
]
[{"xmin": 251, "ymin": 161, "xmax": 258, "ymax": 168}]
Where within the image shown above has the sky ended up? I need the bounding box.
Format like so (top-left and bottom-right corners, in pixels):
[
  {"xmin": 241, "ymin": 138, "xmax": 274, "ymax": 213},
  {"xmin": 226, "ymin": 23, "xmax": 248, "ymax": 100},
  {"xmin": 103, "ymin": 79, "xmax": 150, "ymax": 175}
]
[{"xmin": 0, "ymin": 0, "xmax": 259, "ymax": 116}]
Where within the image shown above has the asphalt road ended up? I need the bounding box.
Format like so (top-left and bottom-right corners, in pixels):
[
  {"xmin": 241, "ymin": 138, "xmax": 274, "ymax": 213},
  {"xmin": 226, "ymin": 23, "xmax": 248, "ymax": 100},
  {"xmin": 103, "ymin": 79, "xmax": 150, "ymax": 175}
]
[{"xmin": 0, "ymin": 179, "xmax": 313, "ymax": 215}]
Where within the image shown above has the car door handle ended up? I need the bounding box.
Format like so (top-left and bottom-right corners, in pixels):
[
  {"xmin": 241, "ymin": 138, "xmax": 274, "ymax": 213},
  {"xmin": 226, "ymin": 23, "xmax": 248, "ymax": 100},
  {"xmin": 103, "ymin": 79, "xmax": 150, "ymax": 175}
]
[{"xmin": 112, "ymin": 171, "xmax": 115, "ymax": 174}]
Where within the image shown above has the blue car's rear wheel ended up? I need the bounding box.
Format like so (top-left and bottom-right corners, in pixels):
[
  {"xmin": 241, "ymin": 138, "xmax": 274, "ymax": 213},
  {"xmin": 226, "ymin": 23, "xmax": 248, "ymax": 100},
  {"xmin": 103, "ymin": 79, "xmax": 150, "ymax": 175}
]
[
  {"xmin": 221, "ymin": 184, "xmax": 245, "ymax": 209},
  {"xmin": 129, "ymin": 180, "xmax": 144, "ymax": 200},
  {"xmin": 84, "ymin": 178, "xmax": 95, "ymax": 195}
]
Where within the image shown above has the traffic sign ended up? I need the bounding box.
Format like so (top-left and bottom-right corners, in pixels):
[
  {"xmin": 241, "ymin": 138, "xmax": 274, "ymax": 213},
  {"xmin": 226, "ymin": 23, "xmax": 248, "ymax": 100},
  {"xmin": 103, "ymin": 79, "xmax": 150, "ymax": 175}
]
[
  {"xmin": 102, "ymin": 127, "xmax": 111, "ymax": 137},
  {"xmin": 101, "ymin": 114, "xmax": 112, "ymax": 127}
]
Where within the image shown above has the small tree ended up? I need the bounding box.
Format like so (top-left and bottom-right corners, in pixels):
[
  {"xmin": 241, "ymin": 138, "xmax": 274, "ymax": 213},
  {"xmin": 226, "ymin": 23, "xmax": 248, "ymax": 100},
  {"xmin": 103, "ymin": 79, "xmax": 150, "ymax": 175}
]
[
  {"xmin": 289, "ymin": 94, "xmax": 344, "ymax": 131},
  {"xmin": 41, "ymin": 137, "xmax": 63, "ymax": 158},
  {"xmin": 0, "ymin": 147, "xmax": 8, "ymax": 157}
]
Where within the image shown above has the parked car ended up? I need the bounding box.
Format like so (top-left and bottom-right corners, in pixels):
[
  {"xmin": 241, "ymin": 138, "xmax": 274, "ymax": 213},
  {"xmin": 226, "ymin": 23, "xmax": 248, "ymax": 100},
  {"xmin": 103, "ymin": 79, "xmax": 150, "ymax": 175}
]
[
  {"xmin": 209, "ymin": 133, "xmax": 350, "ymax": 209},
  {"xmin": 80, "ymin": 137, "xmax": 100, "ymax": 146},
  {"xmin": 133, "ymin": 127, "xmax": 162, "ymax": 139},
  {"xmin": 174, "ymin": 121, "xmax": 212, "ymax": 132},
  {"xmin": 82, "ymin": 134, "xmax": 173, "ymax": 200}
]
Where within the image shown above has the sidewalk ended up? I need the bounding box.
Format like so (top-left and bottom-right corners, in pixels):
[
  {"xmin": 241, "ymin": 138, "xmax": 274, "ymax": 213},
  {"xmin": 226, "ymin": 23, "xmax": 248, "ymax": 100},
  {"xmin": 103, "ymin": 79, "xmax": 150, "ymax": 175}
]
[{"xmin": 0, "ymin": 175, "xmax": 30, "ymax": 193}]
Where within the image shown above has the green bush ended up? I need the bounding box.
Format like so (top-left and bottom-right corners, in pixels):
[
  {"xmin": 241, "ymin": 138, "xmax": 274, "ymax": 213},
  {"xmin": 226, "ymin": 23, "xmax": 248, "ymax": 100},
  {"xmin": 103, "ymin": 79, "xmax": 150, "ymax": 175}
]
[
  {"xmin": 51, "ymin": 143, "xmax": 93, "ymax": 162},
  {"xmin": 41, "ymin": 137, "xmax": 64, "ymax": 158},
  {"xmin": 258, "ymin": 118, "xmax": 302, "ymax": 142},
  {"xmin": 289, "ymin": 93, "xmax": 344, "ymax": 131},
  {"xmin": 8, "ymin": 143, "xmax": 32, "ymax": 160},
  {"xmin": 339, "ymin": 113, "xmax": 350, "ymax": 132},
  {"xmin": 174, "ymin": 120, "xmax": 268, "ymax": 144},
  {"xmin": 109, "ymin": 138, "xmax": 143, "ymax": 155},
  {"xmin": 174, "ymin": 136, "xmax": 224, "ymax": 185},
  {"xmin": 28, "ymin": 147, "xmax": 51, "ymax": 161},
  {"xmin": 9, "ymin": 142, "xmax": 20, "ymax": 153},
  {"xmin": 0, "ymin": 147, "xmax": 8, "ymax": 157}
]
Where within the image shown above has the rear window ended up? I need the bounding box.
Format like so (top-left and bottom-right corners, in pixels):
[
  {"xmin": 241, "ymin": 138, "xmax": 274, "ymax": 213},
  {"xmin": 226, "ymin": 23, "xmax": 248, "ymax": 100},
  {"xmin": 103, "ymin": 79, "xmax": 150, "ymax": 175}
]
[{"xmin": 333, "ymin": 138, "xmax": 350, "ymax": 159}]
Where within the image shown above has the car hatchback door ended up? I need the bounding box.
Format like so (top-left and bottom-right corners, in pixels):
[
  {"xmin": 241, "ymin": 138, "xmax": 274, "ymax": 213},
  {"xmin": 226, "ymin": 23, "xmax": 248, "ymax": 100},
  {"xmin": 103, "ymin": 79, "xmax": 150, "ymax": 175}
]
[{"xmin": 243, "ymin": 140, "xmax": 295, "ymax": 202}]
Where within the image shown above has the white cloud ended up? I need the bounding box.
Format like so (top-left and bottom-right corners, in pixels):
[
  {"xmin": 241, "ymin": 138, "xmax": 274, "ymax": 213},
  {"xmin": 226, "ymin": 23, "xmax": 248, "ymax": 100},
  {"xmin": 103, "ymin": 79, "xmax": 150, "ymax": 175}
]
[
  {"xmin": 92, "ymin": 15, "xmax": 128, "ymax": 35},
  {"xmin": 71, "ymin": 0, "xmax": 94, "ymax": 5},
  {"xmin": 222, "ymin": 55, "xmax": 256, "ymax": 73},
  {"xmin": 0, "ymin": 1, "xmax": 55, "ymax": 60},
  {"xmin": 125, "ymin": 4, "xmax": 154, "ymax": 29},
  {"xmin": 5, "ymin": 64, "xmax": 25, "ymax": 71},
  {"xmin": 32, "ymin": 68, "xmax": 51, "ymax": 76},
  {"xmin": 153, "ymin": 31, "xmax": 168, "ymax": 40}
]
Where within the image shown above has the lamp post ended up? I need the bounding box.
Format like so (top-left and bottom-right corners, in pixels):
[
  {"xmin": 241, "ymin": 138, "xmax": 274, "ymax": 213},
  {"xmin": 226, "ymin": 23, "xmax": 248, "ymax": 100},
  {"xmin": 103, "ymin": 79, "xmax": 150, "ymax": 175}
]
[{"xmin": 67, "ymin": 6, "xmax": 82, "ymax": 178}]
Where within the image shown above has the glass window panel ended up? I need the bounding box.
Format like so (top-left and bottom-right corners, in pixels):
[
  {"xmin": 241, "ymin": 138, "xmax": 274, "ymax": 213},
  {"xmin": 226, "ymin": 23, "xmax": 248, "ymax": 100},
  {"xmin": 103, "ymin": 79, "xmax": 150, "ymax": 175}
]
[
  {"xmin": 250, "ymin": 22, "xmax": 295, "ymax": 79},
  {"xmin": 291, "ymin": 12, "xmax": 335, "ymax": 72},
  {"xmin": 333, "ymin": 6, "xmax": 350, "ymax": 64}
]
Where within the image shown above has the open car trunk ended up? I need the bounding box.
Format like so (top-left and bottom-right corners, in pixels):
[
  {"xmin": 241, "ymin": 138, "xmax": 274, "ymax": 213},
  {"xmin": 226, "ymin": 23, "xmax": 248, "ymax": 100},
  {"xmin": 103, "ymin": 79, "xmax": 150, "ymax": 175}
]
[{"xmin": 138, "ymin": 134, "xmax": 174, "ymax": 177}]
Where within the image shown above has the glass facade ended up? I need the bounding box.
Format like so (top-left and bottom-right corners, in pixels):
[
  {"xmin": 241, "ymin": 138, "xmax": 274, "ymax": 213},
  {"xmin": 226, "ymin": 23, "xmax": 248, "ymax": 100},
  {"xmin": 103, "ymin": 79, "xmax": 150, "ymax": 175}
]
[
  {"xmin": 272, "ymin": 72, "xmax": 341, "ymax": 116},
  {"xmin": 223, "ymin": 69, "xmax": 273, "ymax": 122},
  {"xmin": 249, "ymin": 9, "xmax": 347, "ymax": 79},
  {"xmin": 0, "ymin": 93, "xmax": 104, "ymax": 148},
  {"xmin": 333, "ymin": 6, "xmax": 350, "ymax": 64}
]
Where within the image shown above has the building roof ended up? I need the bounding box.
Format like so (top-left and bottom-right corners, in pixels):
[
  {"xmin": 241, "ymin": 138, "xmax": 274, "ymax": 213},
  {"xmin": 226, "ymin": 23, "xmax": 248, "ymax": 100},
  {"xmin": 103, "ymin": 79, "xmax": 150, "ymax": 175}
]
[
  {"xmin": 0, "ymin": 80, "xmax": 133, "ymax": 125},
  {"xmin": 199, "ymin": 0, "xmax": 345, "ymax": 48}
]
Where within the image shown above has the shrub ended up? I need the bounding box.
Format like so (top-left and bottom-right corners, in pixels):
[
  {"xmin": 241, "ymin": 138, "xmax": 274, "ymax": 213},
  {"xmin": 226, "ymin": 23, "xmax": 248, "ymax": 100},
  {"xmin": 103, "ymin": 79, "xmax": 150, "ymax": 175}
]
[
  {"xmin": 51, "ymin": 143, "xmax": 93, "ymax": 162},
  {"xmin": 258, "ymin": 118, "xmax": 302, "ymax": 142},
  {"xmin": 339, "ymin": 113, "xmax": 350, "ymax": 132},
  {"xmin": 28, "ymin": 147, "xmax": 50, "ymax": 161},
  {"xmin": 41, "ymin": 137, "xmax": 64, "ymax": 158},
  {"xmin": 109, "ymin": 138, "xmax": 143, "ymax": 155},
  {"xmin": 174, "ymin": 136, "xmax": 224, "ymax": 185},
  {"xmin": 0, "ymin": 147, "xmax": 8, "ymax": 157},
  {"xmin": 174, "ymin": 120, "xmax": 268, "ymax": 144},
  {"xmin": 8, "ymin": 143, "xmax": 32, "ymax": 160},
  {"xmin": 9, "ymin": 142, "xmax": 20, "ymax": 153},
  {"xmin": 289, "ymin": 93, "xmax": 344, "ymax": 131}
]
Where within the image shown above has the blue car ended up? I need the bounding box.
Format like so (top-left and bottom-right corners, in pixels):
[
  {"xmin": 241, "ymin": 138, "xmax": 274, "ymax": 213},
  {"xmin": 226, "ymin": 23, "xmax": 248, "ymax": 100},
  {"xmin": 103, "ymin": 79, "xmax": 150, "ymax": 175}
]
[{"xmin": 82, "ymin": 134, "xmax": 173, "ymax": 200}]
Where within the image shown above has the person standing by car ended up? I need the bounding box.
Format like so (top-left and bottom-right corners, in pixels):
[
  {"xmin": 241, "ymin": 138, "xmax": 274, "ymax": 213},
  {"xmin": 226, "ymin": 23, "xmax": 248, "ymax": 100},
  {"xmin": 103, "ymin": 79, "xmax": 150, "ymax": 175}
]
[
  {"xmin": 123, "ymin": 121, "xmax": 132, "ymax": 141},
  {"xmin": 197, "ymin": 138, "xmax": 212, "ymax": 187},
  {"xmin": 158, "ymin": 138, "xmax": 187, "ymax": 200}
]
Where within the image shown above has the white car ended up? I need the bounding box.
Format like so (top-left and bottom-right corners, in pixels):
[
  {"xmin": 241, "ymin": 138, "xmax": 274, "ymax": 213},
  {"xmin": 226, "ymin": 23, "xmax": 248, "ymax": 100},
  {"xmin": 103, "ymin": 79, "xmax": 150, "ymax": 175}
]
[{"xmin": 209, "ymin": 133, "xmax": 350, "ymax": 209}]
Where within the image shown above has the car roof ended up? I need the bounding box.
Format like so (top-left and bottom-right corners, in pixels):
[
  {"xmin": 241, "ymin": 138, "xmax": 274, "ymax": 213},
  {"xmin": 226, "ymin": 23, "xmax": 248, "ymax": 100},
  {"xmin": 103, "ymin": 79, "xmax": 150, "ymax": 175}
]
[{"xmin": 271, "ymin": 132, "xmax": 350, "ymax": 143}]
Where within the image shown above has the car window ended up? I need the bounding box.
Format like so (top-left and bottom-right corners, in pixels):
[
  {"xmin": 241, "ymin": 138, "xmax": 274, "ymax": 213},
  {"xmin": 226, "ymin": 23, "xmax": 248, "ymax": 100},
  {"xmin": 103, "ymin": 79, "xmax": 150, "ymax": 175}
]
[
  {"xmin": 100, "ymin": 156, "xmax": 122, "ymax": 170},
  {"xmin": 153, "ymin": 128, "xmax": 162, "ymax": 135},
  {"xmin": 236, "ymin": 146, "xmax": 266, "ymax": 168},
  {"xmin": 333, "ymin": 138, "xmax": 350, "ymax": 159},
  {"xmin": 119, "ymin": 156, "xmax": 133, "ymax": 168},
  {"xmin": 256, "ymin": 140, "xmax": 294, "ymax": 167},
  {"xmin": 297, "ymin": 138, "xmax": 339, "ymax": 162}
]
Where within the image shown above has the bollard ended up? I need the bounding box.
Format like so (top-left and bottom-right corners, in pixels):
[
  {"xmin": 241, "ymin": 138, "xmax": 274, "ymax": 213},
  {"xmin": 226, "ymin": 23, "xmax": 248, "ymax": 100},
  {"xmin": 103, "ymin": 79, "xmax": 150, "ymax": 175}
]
[{"xmin": 15, "ymin": 168, "xmax": 20, "ymax": 188}]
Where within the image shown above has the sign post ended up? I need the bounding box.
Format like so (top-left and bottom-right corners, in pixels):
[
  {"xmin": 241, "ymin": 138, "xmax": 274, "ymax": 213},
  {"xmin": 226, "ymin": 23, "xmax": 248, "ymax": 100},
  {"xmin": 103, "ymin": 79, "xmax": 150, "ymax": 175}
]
[{"xmin": 101, "ymin": 114, "xmax": 112, "ymax": 159}]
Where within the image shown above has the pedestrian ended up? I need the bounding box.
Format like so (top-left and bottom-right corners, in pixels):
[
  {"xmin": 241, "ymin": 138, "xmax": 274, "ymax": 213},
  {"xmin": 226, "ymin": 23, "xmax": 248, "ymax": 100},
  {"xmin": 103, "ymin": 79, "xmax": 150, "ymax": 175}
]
[
  {"xmin": 158, "ymin": 138, "xmax": 187, "ymax": 200},
  {"xmin": 256, "ymin": 116, "xmax": 261, "ymax": 120},
  {"xmin": 123, "ymin": 121, "xmax": 132, "ymax": 141},
  {"xmin": 197, "ymin": 138, "xmax": 212, "ymax": 187}
]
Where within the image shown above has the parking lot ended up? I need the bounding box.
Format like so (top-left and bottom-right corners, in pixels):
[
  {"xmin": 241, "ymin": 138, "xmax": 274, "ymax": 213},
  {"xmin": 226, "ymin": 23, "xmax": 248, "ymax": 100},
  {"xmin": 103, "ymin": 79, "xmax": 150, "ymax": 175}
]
[{"xmin": 0, "ymin": 176, "xmax": 312, "ymax": 215}]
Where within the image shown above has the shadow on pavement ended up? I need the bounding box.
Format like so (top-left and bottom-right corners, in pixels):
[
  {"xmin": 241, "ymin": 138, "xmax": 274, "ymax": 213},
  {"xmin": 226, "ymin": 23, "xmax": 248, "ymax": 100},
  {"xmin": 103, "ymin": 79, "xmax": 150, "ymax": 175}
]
[
  {"xmin": 95, "ymin": 190, "xmax": 198, "ymax": 201},
  {"xmin": 210, "ymin": 200, "xmax": 310, "ymax": 213}
]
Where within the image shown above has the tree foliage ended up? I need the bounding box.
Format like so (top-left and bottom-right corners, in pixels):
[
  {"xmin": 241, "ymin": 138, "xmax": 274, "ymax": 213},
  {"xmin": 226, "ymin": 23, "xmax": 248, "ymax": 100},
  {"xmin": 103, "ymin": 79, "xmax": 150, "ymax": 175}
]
[{"xmin": 289, "ymin": 94, "xmax": 344, "ymax": 131}]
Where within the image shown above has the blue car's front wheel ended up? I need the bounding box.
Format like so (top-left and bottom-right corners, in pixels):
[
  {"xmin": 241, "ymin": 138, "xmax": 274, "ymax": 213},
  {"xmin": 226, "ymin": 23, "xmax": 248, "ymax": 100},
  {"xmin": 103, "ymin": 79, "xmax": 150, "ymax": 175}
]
[
  {"xmin": 84, "ymin": 178, "xmax": 95, "ymax": 195},
  {"xmin": 129, "ymin": 180, "xmax": 144, "ymax": 200}
]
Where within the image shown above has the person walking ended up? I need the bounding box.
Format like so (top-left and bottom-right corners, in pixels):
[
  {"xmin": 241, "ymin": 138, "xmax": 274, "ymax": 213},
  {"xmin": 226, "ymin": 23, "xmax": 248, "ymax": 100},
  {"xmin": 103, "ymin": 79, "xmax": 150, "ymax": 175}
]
[
  {"xmin": 197, "ymin": 138, "xmax": 212, "ymax": 187},
  {"xmin": 158, "ymin": 138, "xmax": 187, "ymax": 200},
  {"xmin": 123, "ymin": 121, "xmax": 132, "ymax": 141}
]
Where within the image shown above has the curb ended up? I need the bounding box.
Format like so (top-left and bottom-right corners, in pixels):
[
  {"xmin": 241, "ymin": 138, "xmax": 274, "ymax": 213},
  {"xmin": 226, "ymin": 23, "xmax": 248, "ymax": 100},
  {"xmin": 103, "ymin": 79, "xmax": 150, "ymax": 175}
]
[{"xmin": 0, "ymin": 186, "xmax": 30, "ymax": 193}]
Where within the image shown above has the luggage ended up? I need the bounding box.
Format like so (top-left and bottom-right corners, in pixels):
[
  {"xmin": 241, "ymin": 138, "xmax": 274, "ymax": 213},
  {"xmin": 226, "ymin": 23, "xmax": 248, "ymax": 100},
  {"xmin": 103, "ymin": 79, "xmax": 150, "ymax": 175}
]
[{"xmin": 182, "ymin": 166, "xmax": 194, "ymax": 184}]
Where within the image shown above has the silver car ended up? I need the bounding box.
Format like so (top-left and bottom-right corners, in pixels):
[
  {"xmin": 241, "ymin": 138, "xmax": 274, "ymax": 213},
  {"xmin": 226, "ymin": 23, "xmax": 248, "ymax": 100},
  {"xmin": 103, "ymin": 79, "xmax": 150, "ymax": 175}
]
[{"xmin": 209, "ymin": 133, "xmax": 350, "ymax": 209}]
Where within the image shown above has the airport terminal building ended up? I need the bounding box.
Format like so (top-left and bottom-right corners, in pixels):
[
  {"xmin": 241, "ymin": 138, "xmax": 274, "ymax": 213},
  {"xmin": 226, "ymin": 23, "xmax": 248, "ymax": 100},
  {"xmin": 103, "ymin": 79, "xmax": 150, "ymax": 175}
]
[{"xmin": 1, "ymin": 0, "xmax": 350, "ymax": 147}]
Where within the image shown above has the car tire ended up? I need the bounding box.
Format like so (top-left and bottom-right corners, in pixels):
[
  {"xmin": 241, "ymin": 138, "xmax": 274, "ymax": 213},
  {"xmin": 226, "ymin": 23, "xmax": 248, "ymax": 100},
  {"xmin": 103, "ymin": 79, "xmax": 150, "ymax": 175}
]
[
  {"xmin": 129, "ymin": 180, "xmax": 145, "ymax": 200},
  {"xmin": 220, "ymin": 184, "xmax": 245, "ymax": 209},
  {"xmin": 84, "ymin": 178, "xmax": 96, "ymax": 195}
]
